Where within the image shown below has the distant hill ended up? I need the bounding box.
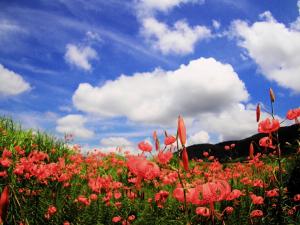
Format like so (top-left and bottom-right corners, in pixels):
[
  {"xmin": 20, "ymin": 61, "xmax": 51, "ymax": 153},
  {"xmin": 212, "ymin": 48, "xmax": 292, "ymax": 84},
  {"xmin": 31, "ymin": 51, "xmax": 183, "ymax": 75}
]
[{"xmin": 186, "ymin": 124, "xmax": 300, "ymax": 162}]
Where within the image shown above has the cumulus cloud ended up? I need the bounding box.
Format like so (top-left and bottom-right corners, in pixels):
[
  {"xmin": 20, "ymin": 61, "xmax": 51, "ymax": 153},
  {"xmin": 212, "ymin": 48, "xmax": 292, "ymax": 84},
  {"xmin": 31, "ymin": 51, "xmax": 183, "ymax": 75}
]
[
  {"xmin": 73, "ymin": 57, "xmax": 249, "ymax": 125},
  {"xmin": 100, "ymin": 137, "xmax": 132, "ymax": 147},
  {"xmin": 194, "ymin": 103, "xmax": 281, "ymax": 141},
  {"xmin": 97, "ymin": 137, "xmax": 139, "ymax": 155},
  {"xmin": 136, "ymin": 0, "xmax": 209, "ymax": 55},
  {"xmin": 231, "ymin": 10, "xmax": 300, "ymax": 92},
  {"xmin": 56, "ymin": 114, "xmax": 94, "ymax": 139},
  {"xmin": 291, "ymin": 0, "xmax": 300, "ymax": 30},
  {"xmin": 188, "ymin": 130, "xmax": 210, "ymax": 145},
  {"xmin": 0, "ymin": 64, "xmax": 31, "ymax": 96},
  {"xmin": 141, "ymin": 17, "xmax": 211, "ymax": 55},
  {"xmin": 64, "ymin": 44, "xmax": 98, "ymax": 71}
]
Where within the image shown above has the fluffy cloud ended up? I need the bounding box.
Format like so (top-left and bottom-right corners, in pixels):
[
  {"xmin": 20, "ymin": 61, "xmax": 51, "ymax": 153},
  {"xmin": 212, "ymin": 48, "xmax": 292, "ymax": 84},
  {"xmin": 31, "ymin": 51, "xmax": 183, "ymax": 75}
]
[
  {"xmin": 291, "ymin": 0, "xmax": 300, "ymax": 30},
  {"xmin": 231, "ymin": 11, "xmax": 300, "ymax": 92},
  {"xmin": 97, "ymin": 137, "xmax": 139, "ymax": 155},
  {"xmin": 0, "ymin": 64, "xmax": 31, "ymax": 96},
  {"xmin": 56, "ymin": 114, "xmax": 94, "ymax": 139},
  {"xmin": 188, "ymin": 130, "xmax": 210, "ymax": 145},
  {"xmin": 136, "ymin": 0, "xmax": 209, "ymax": 55},
  {"xmin": 73, "ymin": 57, "xmax": 249, "ymax": 125},
  {"xmin": 64, "ymin": 44, "xmax": 98, "ymax": 71},
  {"xmin": 100, "ymin": 137, "xmax": 132, "ymax": 147},
  {"xmin": 193, "ymin": 103, "xmax": 281, "ymax": 141},
  {"xmin": 141, "ymin": 17, "xmax": 211, "ymax": 55}
]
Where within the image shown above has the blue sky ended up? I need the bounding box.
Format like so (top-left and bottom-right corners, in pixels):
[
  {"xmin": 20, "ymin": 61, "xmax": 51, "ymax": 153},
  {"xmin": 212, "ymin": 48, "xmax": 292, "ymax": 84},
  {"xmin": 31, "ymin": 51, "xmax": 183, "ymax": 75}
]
[{"xmin": 0, "ymin": 0, "xmax": 299, "ymax": 152}]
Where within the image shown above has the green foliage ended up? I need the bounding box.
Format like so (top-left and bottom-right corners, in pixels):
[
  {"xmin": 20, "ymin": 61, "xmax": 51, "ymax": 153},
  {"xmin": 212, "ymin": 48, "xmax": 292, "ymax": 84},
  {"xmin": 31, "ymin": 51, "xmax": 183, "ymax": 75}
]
[{"xmin": 0, "ymin": 116, "xmax": 299, "ymax": 225}]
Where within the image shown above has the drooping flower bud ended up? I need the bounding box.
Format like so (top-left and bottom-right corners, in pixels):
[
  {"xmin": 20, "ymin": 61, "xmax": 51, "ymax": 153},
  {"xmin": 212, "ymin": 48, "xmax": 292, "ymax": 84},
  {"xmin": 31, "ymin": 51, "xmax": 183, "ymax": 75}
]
[
  {"xmin": 256, "ymin": 103, "xmax": 261, "ymax": 122},
  {"xmin": 249, "ymin": 142, "xmax": 254, "ymax": 159},
  {"xmin": 269, "ymin": 88, "xmax": 275, "ymax": 103},
  {"xmin": 177, "ymin": 115, "xmax": 186, "ymax": 146}
]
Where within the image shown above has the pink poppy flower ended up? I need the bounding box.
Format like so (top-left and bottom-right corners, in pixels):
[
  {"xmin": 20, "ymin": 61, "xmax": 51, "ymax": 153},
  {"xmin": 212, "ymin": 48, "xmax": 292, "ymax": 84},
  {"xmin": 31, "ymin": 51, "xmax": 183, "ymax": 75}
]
[
  {"xmin": 258, "ymin": 118, "xmax": 280, "ymax": 133},
  {"xmin": 138, "ymin": 141, "xmax": 152, "ymax": 152}
]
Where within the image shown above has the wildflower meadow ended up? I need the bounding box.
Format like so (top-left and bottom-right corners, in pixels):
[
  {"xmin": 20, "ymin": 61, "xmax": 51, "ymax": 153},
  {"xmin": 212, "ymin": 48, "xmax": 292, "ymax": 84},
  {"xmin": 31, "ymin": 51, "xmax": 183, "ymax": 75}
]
[{"xmin": 0, "ymin": 90, "xmax": 299, "ymax": 225}]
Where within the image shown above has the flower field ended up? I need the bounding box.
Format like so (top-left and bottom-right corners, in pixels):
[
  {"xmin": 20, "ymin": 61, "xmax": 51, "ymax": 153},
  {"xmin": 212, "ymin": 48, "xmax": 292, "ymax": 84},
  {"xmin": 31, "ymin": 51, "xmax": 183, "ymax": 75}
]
[{"xmin": 0, "ymin": 96, "xmax": 300, "ymax": 225}]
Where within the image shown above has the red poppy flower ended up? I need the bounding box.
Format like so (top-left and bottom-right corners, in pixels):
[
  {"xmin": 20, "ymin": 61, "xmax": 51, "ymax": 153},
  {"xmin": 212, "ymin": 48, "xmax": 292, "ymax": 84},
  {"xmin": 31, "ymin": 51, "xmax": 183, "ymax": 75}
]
[
  {"xmin": 157, "ymin": 150, "xmax": 173, "ymax": 165},
  {"xmin": 250, "ymin": 209, "xmax": 263, "ymax": 218},
  {"xmin": 224, "ymin": 206, "xmax": 234, "ymax": 215},
  {"xmin": 226, "ymin": 189, "xmax": 244, "ymax": 201},
  {"xmin": 258, "ymin": 118, "xmax": 280, "ymax": 133},
  {"xmin": 286, "ymin": 108, "xmax": 300, "ymax": 121},
  {"xmin": 266, "ymin": 189, "xmax": 279, "ymax": 198},
  {"xmin": 138, "ymin": 141, "xmax": 152, "ymax": 152},
  {"xmin": 293, "ymin": 194, "xmax": 300, "ymax": 202},
  {"xmin": 199, "ymin": 180, "xmax": 231, "ymax": 203},
  {"xmin": 259, "ymin": 137, "xmax": 275, "ymax": 149},
  {"xmin": 196, "ymin": 207, "xmax": 210, "ymax": 217},
  {"xmin": 250, "ymin": 194, "xmax": 264, "ymax": 205},
  {"xmin": 164, "ymin": 136, "xmax": 176, "ymax": 146},
  {"xmin": 112, "ymin": 216, "xmax": 122, "ymax": 223}
]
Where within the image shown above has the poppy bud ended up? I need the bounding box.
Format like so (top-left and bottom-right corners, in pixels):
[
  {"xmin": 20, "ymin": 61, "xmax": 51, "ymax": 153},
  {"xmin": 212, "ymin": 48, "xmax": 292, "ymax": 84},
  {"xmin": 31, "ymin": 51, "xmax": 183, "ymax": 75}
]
[
  {"xmin": 269, "ymin": 88, "xmax": 275, "ymax": 103},
  {"xmin": 178, "ymin": 115, "xmax": 186, "ymax": 146},
  {"xmin": 249, "ymin": 142, "xmax": 254, "ymax": 159},
  {"xmin": 153, "ymin": 131, "xmax": 160, "ymax": 151},
  {"xmin": 182, "ymin": 147, "xmax": 189, "ymax": 171},
  {"xmin": 153, "ymin": 131, "xmax": 157, "ymax": 143},
  {"xmin": 256, "ymin": 103, "xmax": 260, "ymax": 122},
  {"xmin": 0, "ymin": 186, "xmax": 9, "ymax": 222}
]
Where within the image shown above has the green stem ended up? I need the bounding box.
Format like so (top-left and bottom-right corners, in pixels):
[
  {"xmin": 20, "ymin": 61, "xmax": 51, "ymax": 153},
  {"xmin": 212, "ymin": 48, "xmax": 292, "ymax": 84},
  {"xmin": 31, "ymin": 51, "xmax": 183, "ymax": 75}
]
[
  {"xmin": 271, "ymin": 100, "xmax": 283, "ymax": 225},
  {"xmin": 176, "ymin": 132, "xmax": 189, "ymax": 224}
]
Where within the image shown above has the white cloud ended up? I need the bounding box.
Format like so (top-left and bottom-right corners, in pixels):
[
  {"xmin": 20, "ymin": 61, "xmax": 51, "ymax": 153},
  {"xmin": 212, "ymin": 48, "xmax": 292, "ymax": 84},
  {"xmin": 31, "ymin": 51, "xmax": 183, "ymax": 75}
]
[
  {"xmin": 231, "ymin": 11, "xmax": 300, "ymax": 92},
  {"xmin": 59, "ymin": 106, "xmax": 73, "ymax": 112},
  {"xmin": 136, "ymin": 0, "xmax": 204, "ymax": 16},
  {"xmin": 189, "ymin": 130, "xmax": 210, "ymax": 145},
  {"xmin": 100, "ymin": 137, "xmax": 132, "ymax": 147},
  {"xmin": 64, "ymin": 44, "xmax": 98, "ymax": 71},
  {"xmin": 0, "ymin": 64, "xmax": 31, "ymax": 96},
  {"xmin": 212, "ymin": 20, "xmax": 221, "ymax": 29},
  {"xmin": 291, "ymin": 0, "xmax": 300, "ymax": 30},
  {"xmin": 73, "ymin": 57, "xmax": 249, "ymax": 125},
  {"xmin": 85, "ymin": 31, "xmax": 101, "ymax": 42},
  {"xmin": 56, "ymin": 114, "xmax": 94, "ymax": 139},
  {"xmin": 97, "ymin": 137, "xmax": 140, "ymax": 155},
  {"xmin": 0, "ymin": 110, "xmax": 58, "ymax": 131},
  {"xmin": 197, "ymin": 104, "xmax": 257, "ymax": 141},
  {"xmin": 0, "ymin": 19, "xmax": 25, "ymax": 41},
  {"xmin": 141, "ymin": 17, "xmax": 211, "ymax": 55},
  {"xmin": 258, "ymin": 11, "xmax": 276, "ymax": 22},
  {"xmin": 193, "ymin": 103, "xmax": 283, "ymax": 141}
]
